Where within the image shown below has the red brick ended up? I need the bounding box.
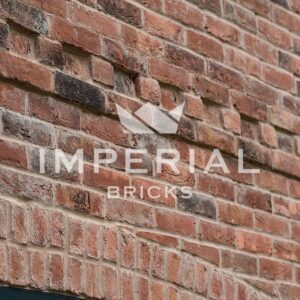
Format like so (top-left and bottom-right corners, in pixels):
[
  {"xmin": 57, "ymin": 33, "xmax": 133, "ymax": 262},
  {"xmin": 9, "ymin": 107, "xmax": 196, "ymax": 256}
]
[
  {"xmin": 199, "ymin": 220, "xmax": 235, "ymax": 246},
  {"xmin": 91, "ymin": 56, "xmax": 114, "ymax": 87},
  {"xmin": 0, "ymin": 83, "xmax": 26, "ymax": 113},
  {"xmin": 11, "ymin": 204, "xmax": 28, "ymax": 244},
  {"xmin": 279, "ymin": 51, "xmax": 300, "ymax": 76},
  {"xmin": 209, "ymin": 270, "xmax": 222, "ymax": 299},
  {"xmin": 291, "ymin": 0, "xmax": 300, "ymax": 13},
  {"xmin": 156, "ymin": 209, "xmax": 196, "ymax": 237},
  {"xmin": 218, "ymin": 202, "xmax": 253, "ymax": 227},
  {"xmin": 144, "ymin": 10, "xmax": 184, "ymax": 43},
  {"xmin": 49, "ymin": 253, "xmax": 65, "ymax": 290},
  {"xmin": 198, "ymin": 173, "xmax": 235, "ymax": 201},
  {"xmin": 137, "ymin": 231, "xmax": 178, "ymax": 247},
  {"xmin": 279, "ymin": 284, "xmax": 300, "ymax": 300},
  {"xmin": 208, "ymin": 61, "xmax": 245, "ymax": 91},
  {"xmin": 138, "ymin": 241, "xmax": 151, "ymax": 273},
  {"xmin": 236, "ymin": 230, "xmax": 272, "ymax": 255},
  {"xmin": 222, "ymin": 250, "xmax": 257, "ymax": 274},
  {"xmin": 292, "ymin": 222, "xmax": 300, "ymax": 242},
  {"xmin": 183, "ymin": 241, "xmax": 220, "ymax": 265},
  {"xmin": 197, "ymin": 123, "xmax": 236, "ymax": 154},
  {"xmin": 68, "ymin": 257, "xmax": 82, "ymax": 295},
  {"xmin": 102, "ymin": 265, "xmax": 118, "ymax": 300},
  {"xmin": 259, "ymin": 258, "xmax": 292, "ymax": 280},
  {"xmin": 0, "ymin": 51, "xmax": 53, "ymax": 91},
  {"xmin": 263, "ymin": 65, "xmax": 295, "ymax": 92},
  {"xmin": 255, "ymin": 211, "xmax": 289, "ymax": 237},
  {"xmin": 290, "ymin": 179, "xmax": 300, "ymax": 199},
  {"xmin": 246, "ymin": 77, "xmax": 279, "ymax": 105},
  {"xmin": 221, "ymin": 109, "xmax": 241, "ymax": 134},
  {"xmin": 152, "ymin": 245, "xmax": 166, "ymax": 279},
  {"xmin": 103, "ymin": 227, "xmax": 117, "ymax": 262},
  {"xmin": 149, "ymin": 59, "xmax": 191, "ymax": 90},
  {"xmin": 273, "ymin": 240, "xmax": 300, "ymax": 262},
  {"xmin": 165, "ymin": 0, "xmax": 205, "ymax": 30},
  {"xmin": 237, "ymin": 186, "xmax": 272, "ymax": 212},
  {"xmin": 55, "ymin": 184, "xmax": 104, "ymax": 216},
  {"xmin": 206, "ymin": 15, "xmax": 241, "ymax": 46},
  {"xmin": 167, "ymin": 252, "xmax": 180, "ymax": 284},
  {"xmin": 121, "ymin": 24, "xmax": 163, "ymax": 56},
  {"xmin": 243, "ymin": 33, "xmax": 277, "ymax": 64},
  {"xmin": 29, "ymin": 250, "xmax": 45, "ymax": 289},
  {"xmin": 106, "ymin": 198, "xmax": 155, "ymax": 227},
  {"xmin": 120, "ymin": 231, "xmax": 136, "ymax": 268},
  {"xmin": 259, "ymin": 124, "xmax": 278, "ymax": 148},
  {"xmin": 0, "ymin": 139, "xmax": 27, "ymax": 169},
  {"xmin": 258, "ymin": 19, "xmax": 292, "ymax": 49},
  {"xmin": 255, "ymin": 170, "xmax": 288, "ymax": 195},
  {"xmin": 186, "ymin": 30, "xmax": 224, "ymax": 61},
  {"xmin": 50, "ymin": 15, "xmax": 101, "ymax": 55},
  {"xmin": 8, "ymin": 246, "xmax": 27, "ymax": 286},
  {"xmin": 135, "ymin": 75, "xmax": 161, "ymax": 104},
  {"xmin": 84, "ymin": 262, "xmax": 100, "ymax": 298},
  {"xmin": 85, "ymin": 222, "xmax": 100, "ymax": 259},
  {"xmin": 271, "ymin": 151, "xmax": 300, "ymax": 178},
  {"xmin": 23, "ymin": 0, "xmax": 68, "ymax": 18},
  {"xmin": 121, "ymin": 271, "xmax": 134, "ymax": 300},
  {"xmin": 49, "ymin": 211, "xmax": 65, "ymax": 248},
  {"xmin": 69, "ymin": 218, "xmax": 84, "ymax": 255},
  {"xmin": 231, "ymin": 90, "xmax": 268, "ymax": 121},
  {"xmin": 30, "ymin": 206, "xmax": 47, "ymax": 246},
  {"xmin": 240, "ymin": 0, "xmax": 271, "ymax": 18},
  {"xmin": 225, "ymin": 47, "xmax": 261, "ymax": 78},
  {"xmin": 224, "ymin": 1, "xmax": 257, "ymax": 32},
  {"xmin": 184, "ymin": 94, "xmax": 203, "ymax": 120},
  {"xmin": 194, "ymin": 76, "xmax": 230, "ymax": 106},
  {"xmin": 273, "ymin": 196, "xmax": 300, "ymax": 220}
]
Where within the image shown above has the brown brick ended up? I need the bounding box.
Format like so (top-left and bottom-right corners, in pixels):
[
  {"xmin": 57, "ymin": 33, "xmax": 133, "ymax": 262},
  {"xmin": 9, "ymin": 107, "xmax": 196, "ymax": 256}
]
[{"xmin": 91, "ymin": 56, "xmax": 114, "ymax": 87}]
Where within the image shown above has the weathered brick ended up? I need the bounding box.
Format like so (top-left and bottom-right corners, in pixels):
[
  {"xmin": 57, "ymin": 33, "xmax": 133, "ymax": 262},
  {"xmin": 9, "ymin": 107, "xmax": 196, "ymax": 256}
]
[
  {"xmin": 186, "ymin": 30, "xmax": 224, "ymax": 61},
  {"xmin": 29, "ymin": 250, "xmax": 45, "ymax": 289},
  {"xmin": 55, "ymin": 72, "xmax": 105, "ymax": 112},
  {"xmin": 184, "ymin": 94, "xmax": 203, "ymax": 120},
  {"xmin": 208, "ymin": 61, "xmax": 245, "ymax": 91},
  {"xmin": 90, "ymin": 56, "xmax": 114, "ymax": 87},
  {"xmin": 0, "ymin": 51, "xmax": 53, "ymax": 91},
  {"xmin": 36, "ymin": 36, "xmax": 64, "ymax": 68},
  {"xmin": 259, "ymin": 123, "xmax": 278, "ymax": 148},
  {"xmin": 0, "ymin": 139, "xmax": 27, "ymax": 169},
  {"xmin": 0, "ymin": 0, "xmax": 48, "ymax": 34},
  {"xmin": 149, "ymin": 58, "xmax": 191, "ymax": 90},
  {"xmin": 11, "ymin": 204, "xmax": 28, "ymax": 244},
  {"xmin": 8, "ymin": 246, "xmax": 27, "ymax": 286},
  {"xmin": 259, "ymin": 258, "xmax": 292, "ymax": 280},
  {"xmin": 165, "ymin": 0, "xmax": 205, "ymax": 30},
  {"xmin": 50, "ymin": 15, "xmax": 101, "ymax": 54},
  {"xmin": 221, "ymin": 109, "xmax": 241, "ymax": 134},
  {"xmin": 68, "ymin": 257, "xmax": 83, "ymax": 295},
  {"xmin": 177, "ymin": 191, "xmax": 216, "ymax": 219},
  {"xmin": 0, "ymin": 22, "xmax": 9, "ymax": 49},
  {"xmin": 135, "ymin": 75, "xmax": 161, "ymax": 104},
  {"xmin": 165, "ymin": 44, "xmax": 205, "ymax": 74},
  {"xmin": 222, "ymin": 250, "xmax": 257, "ymax": 274},
  {"xmin": 98, "ymin": 0, "xmax": 142, "ymax": 27},
  {"xmin": 49, "ymin": 253, "xmax": 65, "ymax": 290},
  {"xmin": 69, "ymin": 218, "xmax": 84, "ymax": 256},
  {"xmin": 49, "ymin": 210, "xmax": 65, "ymax": 248},
  {"xmin": 206, "ymin": 15, "xmax": 241, "ymax": 46},
  {"xmin": 239, "ymin": 0, "xmax": 271, "ymax": 18},
  {"xmin": 156, "ymin": 209, "xmax": 196, "ymax": 237},
  {"xmin": 30, "ymin": 206, "xmax": 47, "ymax": 246},
  {"xmin": 144, "ymin": 10, "xmax": 184, "ymax": 43}
]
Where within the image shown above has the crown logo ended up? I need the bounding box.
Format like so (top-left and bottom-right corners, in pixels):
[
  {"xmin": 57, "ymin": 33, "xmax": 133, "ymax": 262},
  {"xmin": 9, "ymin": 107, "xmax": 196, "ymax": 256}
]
[{"xmin": 116, "ymin": 102, "xmax": 185, "ymax": 134}]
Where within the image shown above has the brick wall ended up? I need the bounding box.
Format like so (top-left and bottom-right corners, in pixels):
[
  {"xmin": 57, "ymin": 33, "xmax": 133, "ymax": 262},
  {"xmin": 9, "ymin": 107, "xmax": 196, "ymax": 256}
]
[{"xmin": 0, "ymin": 0, "xmax": 300, "ymax": 299}]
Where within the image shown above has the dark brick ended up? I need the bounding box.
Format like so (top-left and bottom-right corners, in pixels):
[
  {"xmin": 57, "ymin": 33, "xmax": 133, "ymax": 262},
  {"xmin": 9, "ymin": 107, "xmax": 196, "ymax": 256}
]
[
  {"xmin": 114, "ymin": 70, "xmax": 136, "ymax": 97},
  {"xmin": 98, "ymin": 0, "xmax": 142, "ymax": 27},
  {"xmin": 2, "ymin": 111, "xmax": 54, "ymax": 147},
  {"xmin": 0, "ymin": 0, "xmax": 48, "ymax": 34},
  {"xmin": 36, "ymin": 36, "xmax": 64, "ymax": 68},
  {"xmin": 0, "ymin": 22, "xmax": 9, "ymax": 49},
  {"xmin": 191, "ymin": 0, "xmax": 222, "ymax": 16},
  {"xmin": 165, "ymin": 44, "xmax": 205, "ymax": 74},
  {"xmin": 177, "ymin": 116, "xmax": 195, "ymax": 141},
  {"xmin": 102, "ymin": 38, "xmax": 147, "ymax": 75},
  {"xmin": 238, "ymin": 138, "xmax": 271, "ymax": 166},
  {"xmin": 177, "ymin": 191, "xmax": 216, "ymax": 219},
  {"xmin": 55, "ymin": 72, "xmax": 106, "ymax": 112},
  {"xmin": 271, "ymin": 0, "xmax": 288, "ymax": 8}
]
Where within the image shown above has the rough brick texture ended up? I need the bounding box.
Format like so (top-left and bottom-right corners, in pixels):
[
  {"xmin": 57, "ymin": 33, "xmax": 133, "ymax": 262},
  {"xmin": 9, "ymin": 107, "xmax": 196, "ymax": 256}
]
[{"xmin": 0, "ymin": 0, "xmax": 300, "ymax": 299}]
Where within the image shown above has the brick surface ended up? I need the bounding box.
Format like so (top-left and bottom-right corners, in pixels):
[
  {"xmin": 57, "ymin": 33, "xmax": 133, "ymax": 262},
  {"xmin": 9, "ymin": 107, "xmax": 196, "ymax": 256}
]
[{"xmin": 0, "ymin": 0, "xmax": 299, "ymax": 298}]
